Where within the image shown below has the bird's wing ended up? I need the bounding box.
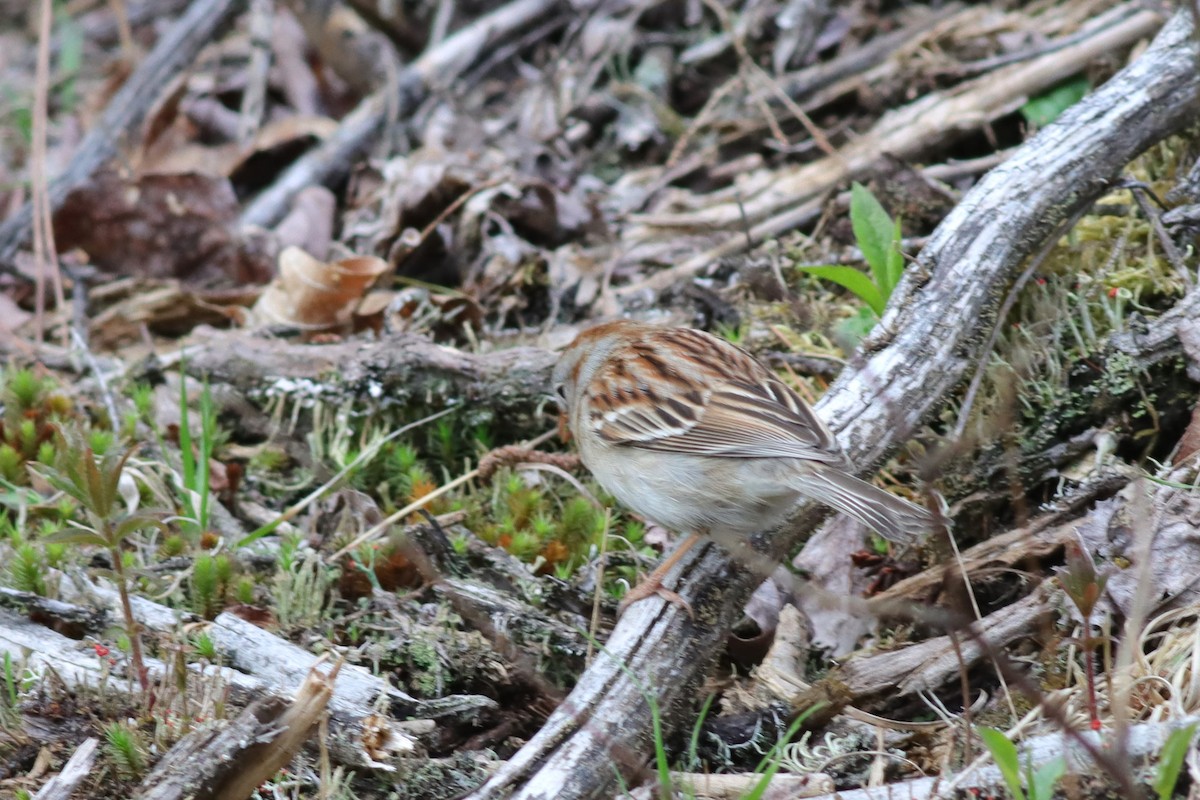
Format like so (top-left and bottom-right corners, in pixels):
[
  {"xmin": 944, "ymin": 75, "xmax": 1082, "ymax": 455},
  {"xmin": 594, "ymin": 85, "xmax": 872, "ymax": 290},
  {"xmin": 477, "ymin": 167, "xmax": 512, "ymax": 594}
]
[{"xmin": 585, "ymin": 331, "xmax": 846, "ymax": 464}]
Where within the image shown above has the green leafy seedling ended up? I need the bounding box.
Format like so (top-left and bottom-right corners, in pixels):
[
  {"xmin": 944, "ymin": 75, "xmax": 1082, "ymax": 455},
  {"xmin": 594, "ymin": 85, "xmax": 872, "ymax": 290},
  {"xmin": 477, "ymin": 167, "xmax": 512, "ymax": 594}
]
[
  {"xmin": 979, "ymin": 727, "xmax": 1025, "ymax": 800},
  {"xmin": 797, "ymin": 182, "xmax": 905, "ymax": 327},
  {"xmin": 33, "ymin": 428, "xmax": 166, "ymax": 693},
  {"xmin": 1027, "ymin": 755, "xmax": 1066, "ymax": 800},
  {"xmin": 1055, "ymin": 534, "xmax": 1110, "ymax": 731}
]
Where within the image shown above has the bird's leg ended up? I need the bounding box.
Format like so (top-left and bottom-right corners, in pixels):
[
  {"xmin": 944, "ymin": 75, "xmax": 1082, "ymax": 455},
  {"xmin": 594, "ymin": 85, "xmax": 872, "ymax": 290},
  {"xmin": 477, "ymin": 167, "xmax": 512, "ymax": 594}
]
[{"xmin": 618, "ymin": 532, "xmax": 701, "ymax": 617}]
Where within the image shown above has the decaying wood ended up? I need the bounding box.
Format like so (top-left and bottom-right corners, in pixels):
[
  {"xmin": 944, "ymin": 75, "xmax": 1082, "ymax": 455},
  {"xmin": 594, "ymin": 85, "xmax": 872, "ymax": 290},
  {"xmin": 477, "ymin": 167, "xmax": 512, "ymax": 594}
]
[
  {"xmin": 0, "ymin": 608, "xmax": 398, "ymax": 771},
  {"xmin": 181, "ymin": 327, "xmax": 557, "ymax": 432},
  {"xmin": 136, "ymin": 661, "xmax": 336, "ymax": 800},
  {"xmin": 74, "ymin": 578, "xmax": 500, "ymax": 746},
  {"xmin": 467, "ymin": 12, "xmax": 1200, "ymax": 799},
  {"xmin": 0, "ymin": 0, "xmax": 245, "ymax": 273},
  {"xmin": 32, "ymin": 737, "xmax": 99, "ymax": 800},
  {"xmin": 11, "ymin": 574, "xmax": 491, "ymax": 769},
  {"xmin": 240, "ymin": 0, "xmax": 575, "ymax": 228},
  {"xmin": 0, "ymin": 586, "xmax": 107, "ymax": 637},
  {"xmin": 837, "ymin": 582, "xmax": 1055, "ymax": 699}
]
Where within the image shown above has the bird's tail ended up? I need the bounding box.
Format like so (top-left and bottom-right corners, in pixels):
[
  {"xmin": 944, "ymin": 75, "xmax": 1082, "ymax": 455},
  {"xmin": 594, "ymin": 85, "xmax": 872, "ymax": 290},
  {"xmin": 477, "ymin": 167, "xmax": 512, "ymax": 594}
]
[{"xmin": 792, "ymin": 465, "xmax": 933, "ymax": 544}]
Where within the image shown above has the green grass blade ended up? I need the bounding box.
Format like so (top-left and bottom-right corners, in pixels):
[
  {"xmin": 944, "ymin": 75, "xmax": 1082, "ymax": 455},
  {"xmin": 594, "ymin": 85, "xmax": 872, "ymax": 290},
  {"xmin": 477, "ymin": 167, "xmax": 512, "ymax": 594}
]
[
  {"xmin": 686, "ymin": 694, "xmax": 715, "ymax": 770},
  {"xmin": 178, "ymin": 373, "xmax": 195, "ymax": 510},
  {"xmin": 744, "ymin": 704, "xmax": 824, "ymax": 800},
  {"xmin": 196, "ymin": 380, "xmax": 215, "ymax": 533}
]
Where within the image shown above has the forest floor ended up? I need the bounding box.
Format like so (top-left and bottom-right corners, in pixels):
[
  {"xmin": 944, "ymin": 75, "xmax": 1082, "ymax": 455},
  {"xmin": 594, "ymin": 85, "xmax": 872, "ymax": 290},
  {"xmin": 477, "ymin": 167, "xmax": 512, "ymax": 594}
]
[{"xmin": 0, "ymin": 0, "xmax": 1199, "ymax": 798}]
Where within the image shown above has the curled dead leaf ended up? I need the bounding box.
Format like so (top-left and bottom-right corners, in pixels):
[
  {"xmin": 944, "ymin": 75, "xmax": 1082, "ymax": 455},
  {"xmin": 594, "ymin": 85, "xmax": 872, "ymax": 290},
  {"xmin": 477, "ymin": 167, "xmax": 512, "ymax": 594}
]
[{"xmin": 253, "ymin": 246, "xmax": 388, "ymax": 331}]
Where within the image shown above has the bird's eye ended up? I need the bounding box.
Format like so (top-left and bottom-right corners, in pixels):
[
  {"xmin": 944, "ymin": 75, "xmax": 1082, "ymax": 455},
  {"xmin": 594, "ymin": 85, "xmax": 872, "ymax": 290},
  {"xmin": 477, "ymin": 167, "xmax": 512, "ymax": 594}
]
[{"xmin": 554, "ymin": 384, "xmax": 567, "ymax": 400}]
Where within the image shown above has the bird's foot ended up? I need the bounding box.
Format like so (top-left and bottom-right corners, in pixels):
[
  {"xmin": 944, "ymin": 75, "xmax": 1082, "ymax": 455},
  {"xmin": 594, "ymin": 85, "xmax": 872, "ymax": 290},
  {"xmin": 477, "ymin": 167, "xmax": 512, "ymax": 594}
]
[{"xmin": 617, "ymin": 575, "xmax": 693, "ymax": 618}]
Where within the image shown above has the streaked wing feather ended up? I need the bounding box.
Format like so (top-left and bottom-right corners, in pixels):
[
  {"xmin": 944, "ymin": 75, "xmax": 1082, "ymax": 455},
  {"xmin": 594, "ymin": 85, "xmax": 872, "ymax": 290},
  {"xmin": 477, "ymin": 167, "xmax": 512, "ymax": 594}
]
[{"xmin": 593, "ymin": 365, "xmax": 845, "ymax": 464}]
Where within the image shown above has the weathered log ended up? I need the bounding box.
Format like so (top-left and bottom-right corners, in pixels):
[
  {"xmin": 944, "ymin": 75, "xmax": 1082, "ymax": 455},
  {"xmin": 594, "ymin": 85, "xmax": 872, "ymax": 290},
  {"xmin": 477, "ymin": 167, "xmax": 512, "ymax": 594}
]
[
  {"xmin": 181, "ymin": 327, "xmax": 557, "ymax": 432},
  {"xmin": 135, "ymin": 663, "xmax": 335, "ymax": 800},
  {"xmin": 45, "ymin": 577, "xmax": 493, "ymax": 767},
  {"xmin": 467, "ymin": 11, "xmax": 1200, "ymax": 799}
]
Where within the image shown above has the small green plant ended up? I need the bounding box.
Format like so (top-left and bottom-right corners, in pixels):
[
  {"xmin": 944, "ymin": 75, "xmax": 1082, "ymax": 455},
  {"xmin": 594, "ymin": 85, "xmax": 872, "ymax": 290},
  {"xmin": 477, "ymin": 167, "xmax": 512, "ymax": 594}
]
[
  {"xmin": 1153, "ymin": 722, "xmax": 1198, "ymax": 800},
  {"xmin": 798, "ymin": 183, "xmax": 905, "ymax": 316},
  {"xmin": 190, "ymin": 630, "xmax": 219, "ymax": 662},
  {"xmin": 33, "ymin": 429, "xmax": 165, "ymax": 692},
  {"xmin": 0, "ymin": 368, "xmax": 71, "ymax": 485},
  {"xmin": 234, "ymin": 575, "xmax": 255, "ymax": 605},
  {"xmin": 9, "ymin": 542, "xmax": 46, "ymax": 596},
  {"xmin": 189, "ymin": 554, "xmax": 225, "ymax": 619},
  {"xmin": 129, "ymin": 382, "xmax": 154, "ymax": 419},
  {"xmin": 274, "ymin": 550, "xmax": 331, "ymax": 631},
  {"xmin": 978, "ymin": 727, "xmax": 1066, "ymax": 800},
  {"xmin": 178, "ymin": 378, "xmax": 219, "ymax": 541},
  {"xmin": 103, "ymin": 720, "xmax": 147, "ymax": 779},
  {"xmin": 0, "ymin": 652, "xmax": 20, "ymax": 729},
  {"xmin": 4, "ymin": 652, "xmax": 17, "ymax": 707},
  {"xmin": 53, "ymin": 10, "xmax": 84, "ymax": 114}
]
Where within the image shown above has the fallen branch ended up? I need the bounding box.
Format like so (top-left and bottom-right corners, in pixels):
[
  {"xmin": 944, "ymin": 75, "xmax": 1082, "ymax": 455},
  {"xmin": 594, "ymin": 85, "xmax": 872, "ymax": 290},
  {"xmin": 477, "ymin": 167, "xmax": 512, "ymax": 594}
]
[
  {"xmin": 135, "ymin": 660, "xmax": 339, "ymax": 800},
  {"xmin": 33, "ymin": 737, "xmax": 99, "ymax": 800},
  {"xmin": 467, "ymin": 10, "xmax": 1200, "ymax": 798},
  {"xmin": 0, "ymin": 609, "xmax": 406, "ymax": 771},
  {"xmin": 77, "ymin": 576, "xmax": 495, "ymax": 711},
  {"xmin": 179, "ymin": 327, "xmax": 557, "ymax": 433}
]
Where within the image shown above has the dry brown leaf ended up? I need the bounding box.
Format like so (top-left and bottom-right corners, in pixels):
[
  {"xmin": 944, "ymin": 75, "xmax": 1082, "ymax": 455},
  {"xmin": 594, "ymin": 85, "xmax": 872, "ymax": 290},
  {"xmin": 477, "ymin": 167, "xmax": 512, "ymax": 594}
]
[{"xmin": 253, "ymin": 245, "xmax": 387, "ymax": 330}]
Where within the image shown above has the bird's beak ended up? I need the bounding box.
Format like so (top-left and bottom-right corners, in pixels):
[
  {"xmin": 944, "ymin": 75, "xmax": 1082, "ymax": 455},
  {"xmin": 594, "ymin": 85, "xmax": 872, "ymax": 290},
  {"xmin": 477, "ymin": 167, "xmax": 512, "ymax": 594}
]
[{"xmin": 557, "ymin": 409, "xmax": 571, "ymax": 443}]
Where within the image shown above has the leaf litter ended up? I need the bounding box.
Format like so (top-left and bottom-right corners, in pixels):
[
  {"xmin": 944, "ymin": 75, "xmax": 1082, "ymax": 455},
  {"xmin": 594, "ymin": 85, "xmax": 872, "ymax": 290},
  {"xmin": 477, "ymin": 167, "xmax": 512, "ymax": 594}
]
[{"xmin": 0, "ymin": 0, "xmax": 1198, "ymax": 797}]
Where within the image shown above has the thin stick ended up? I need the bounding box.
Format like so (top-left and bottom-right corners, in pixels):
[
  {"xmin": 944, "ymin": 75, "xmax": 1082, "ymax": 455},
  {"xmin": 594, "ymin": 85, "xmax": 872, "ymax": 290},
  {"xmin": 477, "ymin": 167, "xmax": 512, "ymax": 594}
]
[{"xmin": 31, "ymin": 0, "xmax": 64, "ymax": 344}]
